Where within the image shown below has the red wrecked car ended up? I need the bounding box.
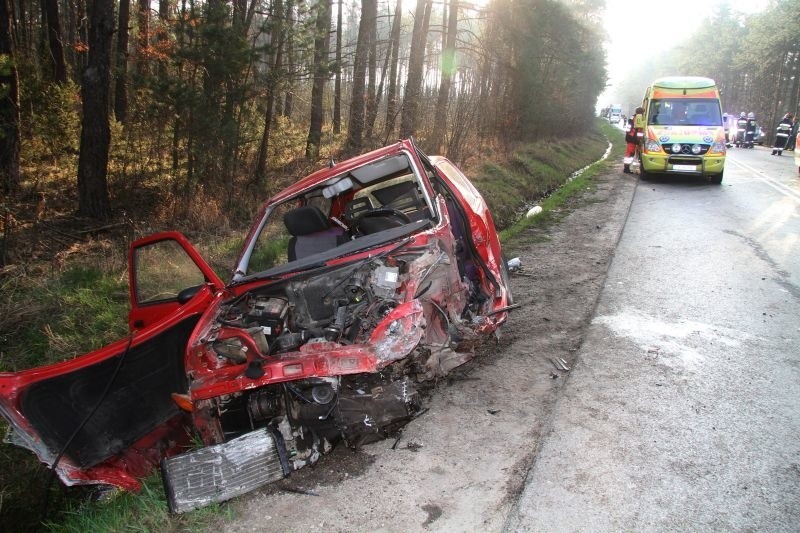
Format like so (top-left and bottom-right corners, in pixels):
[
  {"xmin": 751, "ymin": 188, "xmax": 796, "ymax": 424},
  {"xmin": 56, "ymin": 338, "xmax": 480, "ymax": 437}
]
[{"xmin": 0, "ymin": 139, "xmax": 513, "ymax": 513}]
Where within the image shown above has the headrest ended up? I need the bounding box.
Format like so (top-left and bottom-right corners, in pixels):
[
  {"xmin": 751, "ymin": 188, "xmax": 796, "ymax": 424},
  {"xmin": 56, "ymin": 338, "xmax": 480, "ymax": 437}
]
[{"xmin": 283, "ymin": 205, "xmax": 330, "ymax": 236}]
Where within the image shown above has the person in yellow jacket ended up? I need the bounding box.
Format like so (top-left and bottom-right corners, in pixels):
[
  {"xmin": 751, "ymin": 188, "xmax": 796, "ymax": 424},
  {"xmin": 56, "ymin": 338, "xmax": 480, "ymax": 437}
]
[{"xmin": 623, "ymin": 107, "xmax": 645, "ymax": 173}]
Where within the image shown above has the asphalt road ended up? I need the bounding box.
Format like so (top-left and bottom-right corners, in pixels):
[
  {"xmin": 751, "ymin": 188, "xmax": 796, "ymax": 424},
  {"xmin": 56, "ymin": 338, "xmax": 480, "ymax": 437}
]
[{"xmin": 506, "ymin": 146, "xmax": 800, "ymax": 531}]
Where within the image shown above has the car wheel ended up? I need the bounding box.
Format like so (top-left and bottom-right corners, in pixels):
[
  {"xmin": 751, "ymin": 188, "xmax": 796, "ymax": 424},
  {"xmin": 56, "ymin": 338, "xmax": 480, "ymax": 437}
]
[
  {"xmin": 499, "ymin": 251, "xmax": 514, "ymax": 305},
  {"xmin": 639, "ymin": 161, "xmax": 649, "ymax": 180},
  {"xmin": 710, "ymin": 172, "xmax": 723, "ymax": 184}
]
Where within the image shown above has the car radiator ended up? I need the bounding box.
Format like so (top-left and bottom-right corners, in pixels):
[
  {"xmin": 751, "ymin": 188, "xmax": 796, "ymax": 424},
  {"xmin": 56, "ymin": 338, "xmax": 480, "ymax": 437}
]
[{"xmin": 161, "ymin": 427, "xmax": 290, "ymax": 513}]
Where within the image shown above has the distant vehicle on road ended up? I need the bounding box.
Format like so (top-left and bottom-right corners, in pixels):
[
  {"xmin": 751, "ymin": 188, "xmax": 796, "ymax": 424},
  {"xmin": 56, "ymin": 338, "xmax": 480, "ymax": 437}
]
[
  {"xmin": 608, "ymin": 105, "xmax": 623, "ymax": 124},
  {"xmin": 637, "ymin": 76, "xmax": 726, "ymax": 184},
  {"xmin": 755, "ymin": 126, "xmax": 766, "ymax": 145}
]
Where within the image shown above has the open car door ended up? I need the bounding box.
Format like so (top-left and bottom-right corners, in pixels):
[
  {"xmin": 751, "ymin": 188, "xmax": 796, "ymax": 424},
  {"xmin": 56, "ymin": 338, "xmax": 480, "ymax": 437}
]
[
  {"xmin": 128, "ymin": 231, "xmax": 224, "ymax": 330},
  {"xmin": 0, "ymin": 232, "xmax": 222, "ymax": 490}
]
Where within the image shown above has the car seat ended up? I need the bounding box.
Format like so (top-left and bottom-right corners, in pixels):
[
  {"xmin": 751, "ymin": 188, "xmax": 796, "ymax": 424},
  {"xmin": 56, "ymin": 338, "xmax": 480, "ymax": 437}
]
[{"xmin": 283, "ymin": 205, "xmax": 347, "ymax": 261}]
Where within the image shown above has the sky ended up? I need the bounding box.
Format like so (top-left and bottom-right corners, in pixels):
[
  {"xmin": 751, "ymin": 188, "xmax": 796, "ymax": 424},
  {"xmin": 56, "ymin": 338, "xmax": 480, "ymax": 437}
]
[{"xmin": 599, "ymin": 0, "xmax": 768, "ymax": 105}]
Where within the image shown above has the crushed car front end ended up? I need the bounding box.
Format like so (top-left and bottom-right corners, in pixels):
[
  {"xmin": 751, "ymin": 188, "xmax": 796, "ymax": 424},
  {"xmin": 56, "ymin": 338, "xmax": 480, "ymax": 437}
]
[
  {"xmin": 164, "ymin": 142, "xmax": 510, "ymax": 511},
  {"xmin": 0, "ymin": 139, "xmax": 512, "ymax": 513}
]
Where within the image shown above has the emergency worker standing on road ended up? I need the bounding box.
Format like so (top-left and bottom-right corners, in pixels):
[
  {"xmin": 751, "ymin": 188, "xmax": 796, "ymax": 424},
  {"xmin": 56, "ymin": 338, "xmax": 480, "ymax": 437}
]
[
  {"xmin": 772, "ymin": 113, "xmax": 793, "ymax": 155},
  {"xmin": 782, "ymin": 115, "xmax": 798, "ymax": 152},
  {"xmin": 735, "ymin": 112, "xmax": 747, "ymax": 147},
  {"xmin": 623, "ymin": 107, "xmax": 645, "ymax": 174},
  {"xmin": 745, "ymin": 112, "xmax": 758, "ymax": 148}
]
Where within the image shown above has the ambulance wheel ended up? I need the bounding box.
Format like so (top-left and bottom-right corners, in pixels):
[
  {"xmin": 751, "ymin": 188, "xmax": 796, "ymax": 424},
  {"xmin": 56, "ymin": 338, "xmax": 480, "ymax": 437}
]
[{"xmin": 710, "ymin": 172, "xmax": 723, "ymax": 185}]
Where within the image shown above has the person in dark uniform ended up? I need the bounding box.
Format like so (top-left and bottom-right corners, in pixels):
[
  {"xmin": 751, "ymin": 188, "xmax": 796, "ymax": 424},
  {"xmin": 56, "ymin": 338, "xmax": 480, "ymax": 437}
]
[
  {"xmin": 784, "ymin": 115, "xmax": 798, "ymax": 151},
  {"xmin": 735, "ymin": 112, "xmax": 747, "ymax": 147},
  {"xmin": 745, "ymin": 112, "xmax": 757, "ymax": 148},
  {"xmin": 771, "ymin": 113, "xmax": 793, "ymax": 155}
]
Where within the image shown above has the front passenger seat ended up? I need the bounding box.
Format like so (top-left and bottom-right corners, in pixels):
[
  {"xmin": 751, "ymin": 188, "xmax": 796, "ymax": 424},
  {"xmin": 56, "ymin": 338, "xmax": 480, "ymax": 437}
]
[{"xmin": 283, "ymin": 206, "xmax": 347, "ymax": 261}]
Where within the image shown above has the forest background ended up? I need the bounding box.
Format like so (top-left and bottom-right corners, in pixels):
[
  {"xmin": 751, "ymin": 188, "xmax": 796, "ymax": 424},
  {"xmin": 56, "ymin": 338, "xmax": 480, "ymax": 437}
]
[{"xmin": 0, "ymin": 0, "xmax": 797, "ymax": 263}]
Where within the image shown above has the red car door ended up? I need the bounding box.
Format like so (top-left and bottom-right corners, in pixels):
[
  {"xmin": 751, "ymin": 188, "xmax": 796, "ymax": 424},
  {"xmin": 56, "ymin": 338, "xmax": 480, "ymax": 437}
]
[
  {"xmin": 128, "ymin": 231, "xmax": 224, "ymax": 330},
  {"xmin": 0, "ymin": 233, "xmax": 222, "ymax": 489}
]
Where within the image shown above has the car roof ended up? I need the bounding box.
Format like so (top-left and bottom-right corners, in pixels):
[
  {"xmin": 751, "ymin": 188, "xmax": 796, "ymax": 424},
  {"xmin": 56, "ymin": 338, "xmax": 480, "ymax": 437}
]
[
  {"xmin": 652, "ymin": 76, "xmax": 716, "ymax": 89},
  {"xmin": 266, "ymin": 140, "xmax": 418, "ymax": 205}
]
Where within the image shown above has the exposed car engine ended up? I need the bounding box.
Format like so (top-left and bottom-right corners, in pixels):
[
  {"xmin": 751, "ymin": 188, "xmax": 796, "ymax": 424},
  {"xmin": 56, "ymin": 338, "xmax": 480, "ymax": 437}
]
[
  {"xmin": 190, "ymin": 249, "xmax": 472, "ymax": 468},
  {"xmin": 209, "ymin": 258, "xmax": 412, "ymax": 358}
]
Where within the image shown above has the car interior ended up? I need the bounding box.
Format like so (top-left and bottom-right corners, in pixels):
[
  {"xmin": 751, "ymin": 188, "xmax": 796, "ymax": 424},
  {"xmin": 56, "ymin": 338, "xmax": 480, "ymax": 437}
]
[{"xmin": 239, "ymin": 154, "xmax": 437, "ymax": 279}]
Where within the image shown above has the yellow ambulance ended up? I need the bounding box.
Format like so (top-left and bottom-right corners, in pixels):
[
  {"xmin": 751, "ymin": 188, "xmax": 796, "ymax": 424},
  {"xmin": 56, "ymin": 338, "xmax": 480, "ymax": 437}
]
[{"xmin": 637, "ymin": 77, "xmax": 726, "ymax": 184}]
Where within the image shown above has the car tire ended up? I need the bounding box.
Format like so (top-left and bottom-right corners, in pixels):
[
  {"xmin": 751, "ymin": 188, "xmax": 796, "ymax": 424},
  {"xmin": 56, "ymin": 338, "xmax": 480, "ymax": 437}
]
[
  {"xmin": 710, "ymin": 172, "xmax": 723, "ymax": 184},
  {"xmin": 639, "ymin": 161, "xmax": 649, "ymax": 180}
]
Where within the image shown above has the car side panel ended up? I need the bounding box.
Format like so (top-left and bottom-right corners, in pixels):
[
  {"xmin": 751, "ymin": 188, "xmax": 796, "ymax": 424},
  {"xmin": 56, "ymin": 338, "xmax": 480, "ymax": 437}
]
[{"xmin": 430, "ymin": 158, "xmax": 507, "ymax": 302}]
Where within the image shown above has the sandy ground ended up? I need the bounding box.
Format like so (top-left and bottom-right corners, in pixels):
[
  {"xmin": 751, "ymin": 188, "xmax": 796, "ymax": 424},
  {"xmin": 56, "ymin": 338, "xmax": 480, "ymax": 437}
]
[{"xmin": 218, "ymin": 167, "xmax": 638, "ymax": 532}]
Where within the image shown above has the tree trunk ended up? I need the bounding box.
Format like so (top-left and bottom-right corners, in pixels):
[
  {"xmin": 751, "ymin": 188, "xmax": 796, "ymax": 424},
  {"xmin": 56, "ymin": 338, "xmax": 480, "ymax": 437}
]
[
  {"xmin": 156, "ymin": 0, "xmax": 172, "ymax": 79},
  {"xmin": 0, "ymin": 0, "xmax": 20, "ymax": 195},
  {"xmin": 282, "ymin": 0, "xmax": 295, "ymax": 119},
  {"xmin": 67, "ymin": 0, "xmax": 88, "ymax": 73},
  {"xmin": 333, "ymin": 0, "xmax": 342, "ymax": 133},
  {"xmin": 114, "ymin": 0, "xmax": 130, "ymax": 123},
  {"xmin": 367, "ymin": 9, "xmax": 391, "ymax": 141},
  {"xmin": 788, "ymin": 53, "xmax": 800, "ymax": 116},
  {"xmin": 43, "ymin": 0, "xmax": 68, "ymax": 83},
  {"xmin": 77, "ymin": 0, "xmax": 114, "ymax": 219},
  {"xmin": 137, "ymin": 0, "xmax": 149, "ymax": 76},
  {"xmin": 232, "ymin": 0, "xmax": 246, "ymax": 29},
  {"xmin": 159, "ymin": 0, "xmax": 172, "ymax": 20},
  {"xmin": 346, "ymin": 0, "xmax": 374, "ymax": 151},
  {"xmin": 305, "ymin": 0, "xmax": 331, "ymax": 159},
  {"xmin": 429, "ymin": 0, "xmax": 457, "ymax": 153},
  {"xmin": 383, "ymin": 0, "xmax": 401, "ymax": 140},
  {"xmin": 15, "ymin": 0, "xmax": 27, "ymax": 54},
  {"xmin": 767, "ymin": 51, "xmax": 787, "ymax": 146},
  {"xmin": 400, "ymin": 0, "xmax": 431, "ymax": 139},
  {"xmin": 363, "ymin": 0, "xmax": 377, "ymax": 141},
  {"xmin": 254, "ymin": 0, "xmax": 285, "ymax": 181}
]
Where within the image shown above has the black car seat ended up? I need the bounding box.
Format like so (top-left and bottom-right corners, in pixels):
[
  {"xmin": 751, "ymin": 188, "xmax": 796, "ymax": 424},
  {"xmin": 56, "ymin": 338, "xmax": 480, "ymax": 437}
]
[{"xmin": 283, "ymin": 205, "xmax": 347, "ymax": 261}]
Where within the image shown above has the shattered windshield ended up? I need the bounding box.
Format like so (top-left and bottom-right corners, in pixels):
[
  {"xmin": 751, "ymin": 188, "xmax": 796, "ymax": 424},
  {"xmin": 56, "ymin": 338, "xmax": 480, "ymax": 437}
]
[{"xmin": 235, "ymin": 153, "xmax": 436, "ymax": 282}]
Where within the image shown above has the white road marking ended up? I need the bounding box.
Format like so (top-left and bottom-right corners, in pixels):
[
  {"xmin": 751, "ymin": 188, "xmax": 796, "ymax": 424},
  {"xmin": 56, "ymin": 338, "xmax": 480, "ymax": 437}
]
[{"xmin": 727, "ymin": 157, "xmax": 800, "ymax": 202}]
